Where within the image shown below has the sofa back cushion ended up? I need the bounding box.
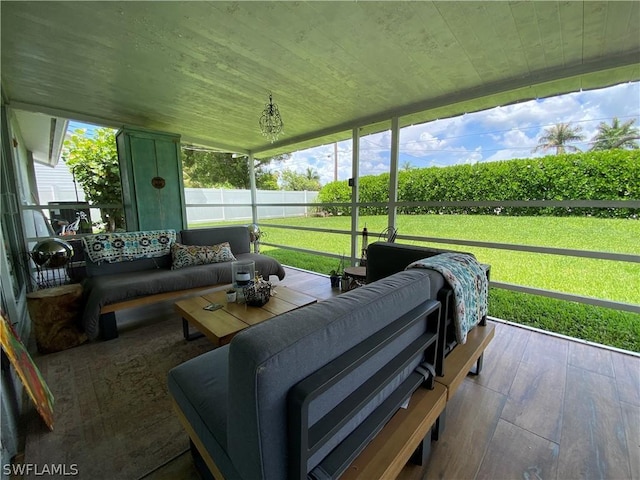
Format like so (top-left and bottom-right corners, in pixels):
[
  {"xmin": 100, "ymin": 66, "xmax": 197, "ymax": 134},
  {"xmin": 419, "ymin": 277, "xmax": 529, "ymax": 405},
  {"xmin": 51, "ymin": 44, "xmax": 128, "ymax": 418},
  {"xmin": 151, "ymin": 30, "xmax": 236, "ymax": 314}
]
[
  {"xmin": 85, "ymin": 255, "xmax": 172, "ymax": 277},
  {"xmin": 366, "ymin": 241, "xmax": 472, "ymax": 283},
  {"xmin": 180, "ymin": 226, "xmax": 251, "ymax": 255},
  {"xmin": 226, "ymin": 268, "xmax": 434, "ymax": 480}
]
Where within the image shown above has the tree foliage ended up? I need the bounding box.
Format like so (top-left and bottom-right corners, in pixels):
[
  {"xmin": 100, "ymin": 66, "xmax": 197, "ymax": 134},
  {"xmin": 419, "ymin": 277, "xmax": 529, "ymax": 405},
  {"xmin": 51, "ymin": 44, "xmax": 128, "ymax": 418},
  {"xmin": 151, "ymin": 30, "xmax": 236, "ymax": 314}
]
[
  {"xmin": 590, "ymin": 117, "xmax": 639, "ymax": 151},
  {"xmin": 279, "ymin": 167, "xmax": 322, "ymax": 191},
  {"xmin": 533, "ymin": 122, "xmax": 585, "ymax": 155},
  {"xmin": 63, "ymin": 128, "xmax": 124, "ymax": 231},
  {"xmin": 181, "ymin": 149, "xmax": 286, "ymax": 190}
]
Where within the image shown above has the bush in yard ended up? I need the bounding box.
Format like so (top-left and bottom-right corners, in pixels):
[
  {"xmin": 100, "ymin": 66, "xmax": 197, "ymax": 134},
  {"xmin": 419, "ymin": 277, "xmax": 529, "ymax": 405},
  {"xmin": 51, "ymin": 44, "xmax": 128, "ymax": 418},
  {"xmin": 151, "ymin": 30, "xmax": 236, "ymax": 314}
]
[
  {"xmin": 318, "ymin": 150, "xmax": 640, "ymax": 218},
  {"xmin": 316, "ymin": 180, "xmax": 351, "ymax": 215}
]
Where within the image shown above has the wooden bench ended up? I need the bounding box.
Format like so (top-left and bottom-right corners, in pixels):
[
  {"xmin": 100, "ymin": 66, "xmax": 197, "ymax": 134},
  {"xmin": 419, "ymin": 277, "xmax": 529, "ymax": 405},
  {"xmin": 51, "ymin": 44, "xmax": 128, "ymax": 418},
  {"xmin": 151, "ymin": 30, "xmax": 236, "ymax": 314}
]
[
  {"xmin": 98, "ymin": 285, "xmax": 224, "ymax": 338},
  {"xmin": 436, "ymin": 322, "xmax": 495, "ymax": 399},
  {"xmin": 339, "ymin": 321, "xmax": 495, "ymax": 480}
]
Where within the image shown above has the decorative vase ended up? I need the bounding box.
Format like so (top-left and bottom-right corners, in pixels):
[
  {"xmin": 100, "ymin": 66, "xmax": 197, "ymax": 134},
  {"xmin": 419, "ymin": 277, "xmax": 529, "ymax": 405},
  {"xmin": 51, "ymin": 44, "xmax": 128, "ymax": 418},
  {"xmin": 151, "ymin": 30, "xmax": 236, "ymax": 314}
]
[
  {"xmin": 232, "ymin": 260, "xmax": 256, "ymax": 288},
  {"xmin": 340, "ymin": 276, "xmax": 352, "ymax": 292}
]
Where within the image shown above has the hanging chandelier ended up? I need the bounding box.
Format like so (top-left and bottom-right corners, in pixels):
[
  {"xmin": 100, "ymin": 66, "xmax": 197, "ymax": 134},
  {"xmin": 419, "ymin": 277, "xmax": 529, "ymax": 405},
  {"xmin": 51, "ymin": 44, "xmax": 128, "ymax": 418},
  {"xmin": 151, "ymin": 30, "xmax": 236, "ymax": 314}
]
[{"xmin": 259, "ymin": 93, "xmax": 284, "ymax": 143}]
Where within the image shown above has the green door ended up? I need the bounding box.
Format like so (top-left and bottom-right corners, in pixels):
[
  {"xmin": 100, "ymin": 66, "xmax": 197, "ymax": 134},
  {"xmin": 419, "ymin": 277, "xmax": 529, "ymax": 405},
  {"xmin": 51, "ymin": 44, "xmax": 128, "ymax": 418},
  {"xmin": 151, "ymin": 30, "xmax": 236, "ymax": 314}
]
[{"xmin": 117, "ymin": 127, "xmax": 185, "ymax": 232}]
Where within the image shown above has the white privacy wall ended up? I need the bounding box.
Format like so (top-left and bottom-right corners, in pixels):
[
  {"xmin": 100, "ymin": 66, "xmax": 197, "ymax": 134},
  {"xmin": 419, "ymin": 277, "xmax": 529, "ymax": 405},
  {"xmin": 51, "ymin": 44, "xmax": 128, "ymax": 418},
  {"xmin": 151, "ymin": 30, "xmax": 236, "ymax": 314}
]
[{"xmin": 184, "ymin": 188, "xmax": 319, "ymax": 224}]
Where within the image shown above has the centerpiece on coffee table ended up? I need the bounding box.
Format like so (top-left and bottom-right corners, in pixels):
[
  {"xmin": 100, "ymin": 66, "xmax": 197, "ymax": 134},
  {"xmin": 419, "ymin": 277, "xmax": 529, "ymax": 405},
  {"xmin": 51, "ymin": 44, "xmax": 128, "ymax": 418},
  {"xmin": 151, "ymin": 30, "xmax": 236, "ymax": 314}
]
[{"xmin": 242, "ymin": 277, "xmax": 272, "ymax": 307}]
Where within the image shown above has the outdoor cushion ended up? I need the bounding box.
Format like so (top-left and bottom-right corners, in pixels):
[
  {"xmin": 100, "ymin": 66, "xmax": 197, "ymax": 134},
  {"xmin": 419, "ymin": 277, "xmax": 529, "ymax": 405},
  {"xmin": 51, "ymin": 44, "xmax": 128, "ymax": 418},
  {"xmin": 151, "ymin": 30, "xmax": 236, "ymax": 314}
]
[
  {"xmin": 168, "ymin": 345, "xmax": 242, "ymax": 479},
  {"xmin": 171, "ymin": 242, "xmax": 237, "ymax": 269}
]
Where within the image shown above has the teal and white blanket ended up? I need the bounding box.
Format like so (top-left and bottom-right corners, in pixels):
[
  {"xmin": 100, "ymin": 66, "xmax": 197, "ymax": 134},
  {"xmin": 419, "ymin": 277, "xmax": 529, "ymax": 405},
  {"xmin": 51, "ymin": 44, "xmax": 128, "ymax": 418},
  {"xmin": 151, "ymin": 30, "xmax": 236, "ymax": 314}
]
[
  {"xmin": 83, "ymin": 229, "xmax": 176, "ymax": 264},
  {"xmin": 406, "ymin": 253, "xmax": 488, "ymax": 344}
]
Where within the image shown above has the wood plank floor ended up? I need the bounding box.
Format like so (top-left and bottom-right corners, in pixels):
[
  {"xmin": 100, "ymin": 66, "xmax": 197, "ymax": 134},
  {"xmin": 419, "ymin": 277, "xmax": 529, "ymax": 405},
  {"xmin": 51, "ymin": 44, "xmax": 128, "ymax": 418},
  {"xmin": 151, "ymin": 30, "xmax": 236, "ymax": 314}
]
[{"xmin": 51, "ymin": 267, "xmax": 639, "ymax": 480}]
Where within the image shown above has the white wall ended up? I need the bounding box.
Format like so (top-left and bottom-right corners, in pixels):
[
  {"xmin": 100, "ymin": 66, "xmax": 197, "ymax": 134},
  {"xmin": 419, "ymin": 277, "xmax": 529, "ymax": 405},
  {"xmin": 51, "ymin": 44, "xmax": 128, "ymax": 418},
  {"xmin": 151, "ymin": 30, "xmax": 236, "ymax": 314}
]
[
  {"xmin": 34, "ymin": 160, "xmax": 86, "ymax": 204},
  {"xmin": 185, "ymin": 188, "xmax": 319, "ymax": 225}
]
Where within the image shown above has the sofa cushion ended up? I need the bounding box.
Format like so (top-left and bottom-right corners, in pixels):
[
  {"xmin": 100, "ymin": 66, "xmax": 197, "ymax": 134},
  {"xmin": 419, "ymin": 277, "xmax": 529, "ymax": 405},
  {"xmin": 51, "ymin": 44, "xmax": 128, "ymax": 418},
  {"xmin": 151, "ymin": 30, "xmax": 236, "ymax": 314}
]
[
  {"xmin": 180, "ymin": 226, "xmax": 251, "ymax": 255},
  {"xmin": 169, "ymin": 346, "xmax": 230, "ymax": 448},
  {"xmin": 84, "ymin": 255, "xmax": 172, "ymax": 277},
  {"xmin": 366, "ymin": 241, "xmax": 472, "ymax": 283},
  {"xmin": 171, "ymin": 242, "xmax": 237, "ymax": 270},
  {"xmin": 168, "ymin": 345, "xmax": 242, "ymax": 479},
  {"xmin": 81, "ymin": 252, "xmax": 285, "ymax": 339}
]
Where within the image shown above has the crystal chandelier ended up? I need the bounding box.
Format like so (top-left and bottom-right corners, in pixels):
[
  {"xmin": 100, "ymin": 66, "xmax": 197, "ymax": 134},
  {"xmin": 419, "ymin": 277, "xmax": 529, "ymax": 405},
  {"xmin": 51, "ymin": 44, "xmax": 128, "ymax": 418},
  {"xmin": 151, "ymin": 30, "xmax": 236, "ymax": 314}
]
[{"xmin": 259, "ymin": 93, "xmax": 284, "ymax": 143}]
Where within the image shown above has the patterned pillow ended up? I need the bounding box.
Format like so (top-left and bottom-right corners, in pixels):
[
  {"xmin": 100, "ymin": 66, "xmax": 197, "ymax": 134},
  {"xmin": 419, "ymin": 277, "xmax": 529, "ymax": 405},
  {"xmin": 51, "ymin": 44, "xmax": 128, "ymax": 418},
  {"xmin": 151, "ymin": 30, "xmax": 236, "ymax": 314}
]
[
  {"xmin": 83, "ymin": 229, "xmax": 175, "ymax": 264},
  {"xmin": 170, "ymin": 242, "xmax": 237, "ymax": 270}
]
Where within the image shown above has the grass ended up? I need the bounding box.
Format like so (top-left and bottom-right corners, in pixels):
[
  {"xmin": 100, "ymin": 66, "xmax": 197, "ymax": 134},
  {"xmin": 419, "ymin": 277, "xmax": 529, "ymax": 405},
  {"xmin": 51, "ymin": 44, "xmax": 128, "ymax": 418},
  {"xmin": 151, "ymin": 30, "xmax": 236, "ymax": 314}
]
[
  {"xmin": 192, "ymin": 215, "xmax": 640, "ymax": 352},
  {"xmin": 255, "ymin": 215, "xmax": 640, "ymax": 304},
  {"xmin": 489, "ymin": 289, "xmax": 640, "ymax": 353}
]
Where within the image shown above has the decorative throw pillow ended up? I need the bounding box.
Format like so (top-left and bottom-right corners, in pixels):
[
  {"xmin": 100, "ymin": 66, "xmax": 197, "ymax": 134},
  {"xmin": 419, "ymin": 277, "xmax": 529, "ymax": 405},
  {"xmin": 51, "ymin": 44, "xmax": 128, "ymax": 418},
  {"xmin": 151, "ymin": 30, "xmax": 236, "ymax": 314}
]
[
  {"xmin": 83, "ymin": 229, "xmax": 176, "ymax": 264},
  {"xmin": 170, "ymin": 242, "xmax": 237, "ymax": 270}
]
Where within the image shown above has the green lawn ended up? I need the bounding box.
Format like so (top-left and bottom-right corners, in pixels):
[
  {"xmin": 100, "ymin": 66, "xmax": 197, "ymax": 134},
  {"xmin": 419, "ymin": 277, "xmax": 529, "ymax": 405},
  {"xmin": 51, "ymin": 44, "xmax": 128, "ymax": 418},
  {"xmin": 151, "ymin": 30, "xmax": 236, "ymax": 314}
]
[
  {"xmin": 256, "ymin": 215, "xmax": 640, "ymax": 304},
  {"xmin": 193, "ymin": 215, "xmax": 640, "ymax": 351}
]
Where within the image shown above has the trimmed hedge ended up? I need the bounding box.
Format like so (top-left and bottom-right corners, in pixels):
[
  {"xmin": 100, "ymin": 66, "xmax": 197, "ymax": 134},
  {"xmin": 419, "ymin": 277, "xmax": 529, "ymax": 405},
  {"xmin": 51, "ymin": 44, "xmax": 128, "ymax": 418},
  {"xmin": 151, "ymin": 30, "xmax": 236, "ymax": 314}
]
[{"xmin": 317, "ymin": 150, "xmax": 640, "ymax": 218}]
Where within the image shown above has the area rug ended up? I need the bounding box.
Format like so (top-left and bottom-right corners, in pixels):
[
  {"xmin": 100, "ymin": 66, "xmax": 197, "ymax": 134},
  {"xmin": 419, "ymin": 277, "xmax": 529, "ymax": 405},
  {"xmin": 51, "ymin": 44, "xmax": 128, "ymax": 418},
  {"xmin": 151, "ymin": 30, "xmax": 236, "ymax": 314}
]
[{"xmin": 23, "ymin": 313, "xmax": 213, "ymax": 479}]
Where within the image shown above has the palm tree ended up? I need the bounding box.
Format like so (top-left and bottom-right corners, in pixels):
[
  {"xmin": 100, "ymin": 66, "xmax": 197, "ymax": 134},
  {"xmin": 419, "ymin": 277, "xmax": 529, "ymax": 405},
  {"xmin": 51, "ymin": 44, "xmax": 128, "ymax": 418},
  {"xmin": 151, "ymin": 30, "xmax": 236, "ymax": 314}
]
[
  {"xmin": 590, "ymin": 117, "xmax": 639, "ymax": 150},
  {"xmin": 401, "ymin": 161, "xmax": 414, "ymax": 171},
  {"xmin": 533, "ymin": 122, "xmax": 585, "ymax": 155},
  {"xmin": 304, "ymin": 167, "xmax": 320, "ymax": 181}
]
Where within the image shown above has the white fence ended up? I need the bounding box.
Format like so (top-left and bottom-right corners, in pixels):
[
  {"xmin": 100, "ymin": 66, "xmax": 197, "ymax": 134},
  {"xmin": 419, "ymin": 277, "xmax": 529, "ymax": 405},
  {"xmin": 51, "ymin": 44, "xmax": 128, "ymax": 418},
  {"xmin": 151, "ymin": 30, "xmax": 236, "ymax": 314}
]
[
  {"xmin": 34, "ymin": 166, "xmax": 320, "ymax": 226},
  {"xmin": 185, "ymin": 188, "xmax": 319, "ymax": 224}
]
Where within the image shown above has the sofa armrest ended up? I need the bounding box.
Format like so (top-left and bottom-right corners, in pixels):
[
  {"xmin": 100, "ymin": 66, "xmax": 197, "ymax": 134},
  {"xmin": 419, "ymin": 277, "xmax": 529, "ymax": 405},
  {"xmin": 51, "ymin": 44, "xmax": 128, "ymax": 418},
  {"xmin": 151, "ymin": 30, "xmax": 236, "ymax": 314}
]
[{"xmin": 288, "ymin": 299, "xmax": 441, "ymax": 479}]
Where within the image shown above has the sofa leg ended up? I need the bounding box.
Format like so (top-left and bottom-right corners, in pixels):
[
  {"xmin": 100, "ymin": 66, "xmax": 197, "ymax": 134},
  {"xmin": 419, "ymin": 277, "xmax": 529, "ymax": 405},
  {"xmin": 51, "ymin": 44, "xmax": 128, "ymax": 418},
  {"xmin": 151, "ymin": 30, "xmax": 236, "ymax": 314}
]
[
  {"xmin": 431, "ymin": 410, "xmax": 446, "ymax": 442},
  {"xmin": 183, "ymin": 318, "xmax": 204, "ymax": 341},
  {"xmin": 99, "ymin": 312, "xmax": 118, "ymax": 340},
  {"xmin": 469, "ymin": 353, "xmax": 484, "ymax": 376},
  {"xmin": 190, "ymin": 440, "xmax": 215, "ymax": 480},
  {"xmin": 410, "ymin": 432, "xmax": 433, "ymax": 466}
]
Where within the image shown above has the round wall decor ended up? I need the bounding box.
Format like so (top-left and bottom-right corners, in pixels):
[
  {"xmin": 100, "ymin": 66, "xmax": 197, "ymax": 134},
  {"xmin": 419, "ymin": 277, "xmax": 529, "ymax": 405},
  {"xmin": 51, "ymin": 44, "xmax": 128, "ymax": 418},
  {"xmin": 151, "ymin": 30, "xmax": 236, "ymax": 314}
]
[{"xmin": 151, "ymin": 176, "xmax": 166, "ymax": 189}]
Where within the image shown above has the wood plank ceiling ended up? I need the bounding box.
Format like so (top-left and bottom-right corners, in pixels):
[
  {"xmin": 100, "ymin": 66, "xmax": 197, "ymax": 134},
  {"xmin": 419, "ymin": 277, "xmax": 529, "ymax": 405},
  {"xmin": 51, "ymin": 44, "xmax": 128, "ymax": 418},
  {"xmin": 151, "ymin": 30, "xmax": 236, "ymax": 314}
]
[{"xmin": 1, "ymin": 1, "xmax": 639, "ymax": 157}]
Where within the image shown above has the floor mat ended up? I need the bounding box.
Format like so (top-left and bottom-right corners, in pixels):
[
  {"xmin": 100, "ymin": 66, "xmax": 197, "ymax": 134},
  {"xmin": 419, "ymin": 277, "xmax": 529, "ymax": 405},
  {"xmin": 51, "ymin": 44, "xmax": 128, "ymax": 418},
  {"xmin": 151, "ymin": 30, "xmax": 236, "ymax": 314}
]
[{"xmin": 23, "ymin": 313, "xmax": 213, "ymax": 479}]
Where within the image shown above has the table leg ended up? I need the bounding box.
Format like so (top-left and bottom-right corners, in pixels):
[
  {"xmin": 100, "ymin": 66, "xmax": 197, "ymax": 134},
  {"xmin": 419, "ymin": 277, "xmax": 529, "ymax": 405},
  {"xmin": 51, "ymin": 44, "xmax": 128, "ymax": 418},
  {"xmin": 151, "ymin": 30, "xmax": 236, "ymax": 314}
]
[{"xmin": 182, "ymin": 318, "xmax": 204, "ymax": 341}]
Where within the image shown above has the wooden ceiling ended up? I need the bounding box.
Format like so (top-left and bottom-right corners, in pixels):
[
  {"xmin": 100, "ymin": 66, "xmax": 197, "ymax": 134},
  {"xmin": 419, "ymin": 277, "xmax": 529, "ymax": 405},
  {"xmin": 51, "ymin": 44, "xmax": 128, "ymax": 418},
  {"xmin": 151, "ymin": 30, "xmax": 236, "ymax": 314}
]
[{"xmin": 1, "ymin": 1, "xmax": 639, "ymax": 157}]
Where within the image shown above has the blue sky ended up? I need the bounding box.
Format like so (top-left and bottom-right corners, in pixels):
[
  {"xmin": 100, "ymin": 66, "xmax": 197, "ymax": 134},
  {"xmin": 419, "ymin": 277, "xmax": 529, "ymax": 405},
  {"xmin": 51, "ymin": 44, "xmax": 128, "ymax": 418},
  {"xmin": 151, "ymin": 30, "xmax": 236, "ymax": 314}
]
[{"xmin": 277, "ymin": 81, "xmax": 640, "ymax": 185}]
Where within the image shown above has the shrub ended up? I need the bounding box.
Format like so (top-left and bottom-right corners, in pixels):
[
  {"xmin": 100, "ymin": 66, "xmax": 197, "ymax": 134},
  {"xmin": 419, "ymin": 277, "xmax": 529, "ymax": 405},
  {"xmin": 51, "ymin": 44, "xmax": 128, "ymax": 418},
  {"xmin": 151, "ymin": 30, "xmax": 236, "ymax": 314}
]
[{"xmin": 318, "ymin": 150, "xmax": 640, "ymax": 218}]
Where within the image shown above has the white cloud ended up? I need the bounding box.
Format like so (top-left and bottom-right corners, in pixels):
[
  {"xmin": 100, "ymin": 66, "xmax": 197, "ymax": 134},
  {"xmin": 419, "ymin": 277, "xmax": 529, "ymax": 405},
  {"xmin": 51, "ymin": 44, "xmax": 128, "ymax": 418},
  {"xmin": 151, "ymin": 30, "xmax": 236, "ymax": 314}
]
[{"xmin": 400, "ymin": 130, "xmax": 450, "ymax": 158}]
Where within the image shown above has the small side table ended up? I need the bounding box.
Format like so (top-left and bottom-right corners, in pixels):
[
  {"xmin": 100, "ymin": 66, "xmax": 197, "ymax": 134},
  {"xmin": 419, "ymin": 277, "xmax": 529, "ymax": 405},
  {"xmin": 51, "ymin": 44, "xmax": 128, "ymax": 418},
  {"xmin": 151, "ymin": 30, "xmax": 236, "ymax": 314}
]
[
  {"xmin": 26, "ymin": 284, "xmax": 87, "ymax": 353},
  {"xmin": 343, "ymin": 266, "xmax": 367, "ymax": 290}
]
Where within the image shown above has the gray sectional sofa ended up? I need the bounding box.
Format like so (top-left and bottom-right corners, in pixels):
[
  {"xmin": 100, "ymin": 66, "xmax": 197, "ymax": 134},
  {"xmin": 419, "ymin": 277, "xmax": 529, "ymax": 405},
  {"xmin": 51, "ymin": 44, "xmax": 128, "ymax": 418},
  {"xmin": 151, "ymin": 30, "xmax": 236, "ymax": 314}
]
[
  {"xmin": 168, "ymin": 269, "xmax": 443, "ymax": 480},
  {"xmin": 81, "ymin": 226, "xmax": 285, "ymax": 340}
]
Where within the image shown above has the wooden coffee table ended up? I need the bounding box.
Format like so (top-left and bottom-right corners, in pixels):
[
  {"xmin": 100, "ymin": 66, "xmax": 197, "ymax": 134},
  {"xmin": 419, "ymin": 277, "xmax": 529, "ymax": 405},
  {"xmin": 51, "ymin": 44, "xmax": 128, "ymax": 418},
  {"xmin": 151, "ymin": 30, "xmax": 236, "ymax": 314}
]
[{"xmin": 175, "ymin": 286, "xmax": 317, "ymax": 346}]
